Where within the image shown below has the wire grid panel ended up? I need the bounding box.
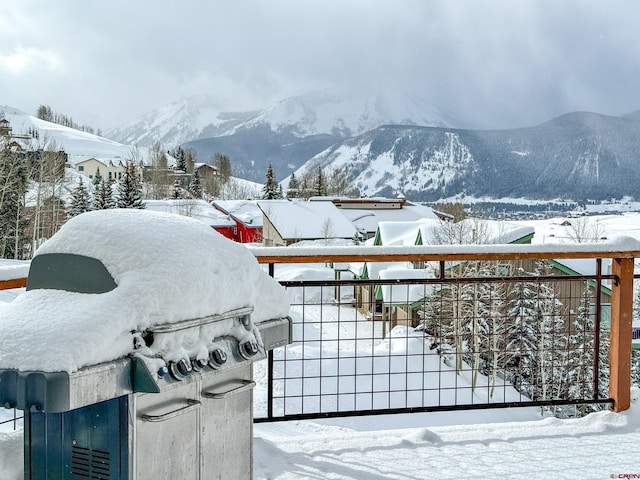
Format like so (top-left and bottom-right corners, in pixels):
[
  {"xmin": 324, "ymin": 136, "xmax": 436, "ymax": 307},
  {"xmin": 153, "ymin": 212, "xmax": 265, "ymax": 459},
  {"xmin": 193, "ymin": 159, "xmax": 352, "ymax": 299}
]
[
  {"xmin": 267, "ymin": 267, "xmax": 608, "ymax": 418},
  {"xmin": 0, "ymin": 408, "xmax": 23, "ymax": 432}
]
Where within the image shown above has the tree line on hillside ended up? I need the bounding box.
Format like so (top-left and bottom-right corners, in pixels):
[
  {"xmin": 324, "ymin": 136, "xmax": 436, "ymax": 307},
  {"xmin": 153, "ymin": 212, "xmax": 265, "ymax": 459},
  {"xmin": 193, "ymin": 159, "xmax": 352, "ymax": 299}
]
[
  {"xmin": 261, "ymin": 163, "xmax": 359, "ymax": 200},
  {"xmin": 36, "ymin": 105, "xmax": 102, "ymax": 136}
]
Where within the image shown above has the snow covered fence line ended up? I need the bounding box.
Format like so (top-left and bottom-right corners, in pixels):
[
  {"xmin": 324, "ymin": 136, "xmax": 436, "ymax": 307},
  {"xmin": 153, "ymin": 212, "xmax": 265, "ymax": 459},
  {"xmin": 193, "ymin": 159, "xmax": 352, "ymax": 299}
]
[
  {"xmin": 251, "ymin": 237, "xmax": 640, "ymax": 418},
  {"xmin": 249, "ymin": 235, "xmax": 640, "ymax": 263}
]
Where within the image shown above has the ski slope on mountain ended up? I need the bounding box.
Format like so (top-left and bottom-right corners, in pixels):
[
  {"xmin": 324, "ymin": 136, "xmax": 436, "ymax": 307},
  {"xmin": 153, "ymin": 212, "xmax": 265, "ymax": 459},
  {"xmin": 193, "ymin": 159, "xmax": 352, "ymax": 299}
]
[{"xmin": 1, "ymin": 105, "xmax": 149, "ymax": 165}]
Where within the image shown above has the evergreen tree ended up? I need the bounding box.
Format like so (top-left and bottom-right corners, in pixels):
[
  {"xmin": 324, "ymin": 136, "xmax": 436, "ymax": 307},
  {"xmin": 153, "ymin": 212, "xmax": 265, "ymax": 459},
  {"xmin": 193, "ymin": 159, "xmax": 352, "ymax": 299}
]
[
  {"xmin": 175, "ymin": 146, "xmax": 187, "ymax": 173},
  {"xmin": 632, "ymin": 350, "xmax": 640, "ymax": 388},
  {"xmin": 287, "ymin": 172, "xmax": 300, "ymax": 198},
  {"xmin": 262, "ymin": 163, "xmax": 282, "ymax": 199},
  {"xmin": 189, "ymin": 170, "xmax": 203, "ymax": 199},
  {"xmin": 67, "ymin": 178, "xmax": 91, "ymax": 217},
  {"xmin": 536, "ymin": 280, "xmax": 565, "ymax": 402},
  {"xmin": 93, "ymin": 179, "xmax": 115, "ymax": 210},
  {"xmin": 313, "ymin": 166, "xmax": 327, "ymax": 196},
  {"xmin": 566, "ymin": 286, "xmax": 595, "ymax": 400},
  {"xmin": 92, "ymin": 167, "xmax": 102, "ymax": 189},
  {"xmin": 505, "ymin": 278, "xmax": 540, "ymax": 397},
  {"xmin": 116, "ymin": 163, "xmax": 145, "ymax": 209}
]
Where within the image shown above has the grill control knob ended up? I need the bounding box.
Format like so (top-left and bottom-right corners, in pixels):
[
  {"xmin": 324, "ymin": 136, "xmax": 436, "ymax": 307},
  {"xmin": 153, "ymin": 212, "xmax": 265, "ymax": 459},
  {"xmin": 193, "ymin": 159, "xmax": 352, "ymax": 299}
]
[
  {"xmin": 157, "ymin": 366, "xmax": 169, "ymax": 378},
  {"xmin": 208, "ymin": 348, "xmax": 227, "ymax": 369},
  {"xmin": 191, "ymin": 358, "xmax": 208, "ymax": 371},
  {"xmin": 168, "ymin": 358, "xmax": 192, "ymax": 380},
  {"xmin": 240, "ymin": 340, "xmax": 259, "ymax": 359}
]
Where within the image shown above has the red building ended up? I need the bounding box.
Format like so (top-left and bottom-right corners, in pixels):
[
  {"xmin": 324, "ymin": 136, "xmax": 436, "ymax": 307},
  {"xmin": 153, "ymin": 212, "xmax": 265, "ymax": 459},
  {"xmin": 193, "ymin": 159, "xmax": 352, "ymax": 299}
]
[{"xmin": 212, "ymin": 200, "xmax": 263, "ymax": 244}]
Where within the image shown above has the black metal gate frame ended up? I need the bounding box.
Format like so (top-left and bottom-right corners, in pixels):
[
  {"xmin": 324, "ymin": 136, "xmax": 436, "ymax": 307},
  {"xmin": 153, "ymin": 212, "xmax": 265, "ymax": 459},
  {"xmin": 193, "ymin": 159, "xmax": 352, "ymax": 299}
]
[{"xmin": 257, "ymin": 262, "xmax": 616, "ymax": 423}]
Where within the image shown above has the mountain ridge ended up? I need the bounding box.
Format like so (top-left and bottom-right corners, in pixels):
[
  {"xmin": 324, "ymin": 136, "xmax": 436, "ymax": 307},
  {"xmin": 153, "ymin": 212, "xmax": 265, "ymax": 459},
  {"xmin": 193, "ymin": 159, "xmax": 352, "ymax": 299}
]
[
  {"xmin": 105, "ymin": 88, "xmax": 454, "ymax": 148},
  {"xmin": 294, "ymin": 111, "xmax": 640, "ymax": 202}
]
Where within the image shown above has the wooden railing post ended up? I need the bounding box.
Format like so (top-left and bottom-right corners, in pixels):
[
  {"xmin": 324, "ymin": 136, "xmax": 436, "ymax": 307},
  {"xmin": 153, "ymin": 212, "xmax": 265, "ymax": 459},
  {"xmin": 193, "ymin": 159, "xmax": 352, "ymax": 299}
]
[{"xmin": 609, "ymin": 257, "xmax": 634, "ymax": 412}]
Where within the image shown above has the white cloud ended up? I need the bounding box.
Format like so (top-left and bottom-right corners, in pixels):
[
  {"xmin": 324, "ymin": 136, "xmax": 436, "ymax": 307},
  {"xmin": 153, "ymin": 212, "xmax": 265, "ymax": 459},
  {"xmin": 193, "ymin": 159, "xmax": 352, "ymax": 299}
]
[
  {"xmin": 1, "ymin": 46, "xmax": 63, "ymax": 75},
  {"xmin": 1, "ymin": 0, "xmax": 639, "ymax": 131}
]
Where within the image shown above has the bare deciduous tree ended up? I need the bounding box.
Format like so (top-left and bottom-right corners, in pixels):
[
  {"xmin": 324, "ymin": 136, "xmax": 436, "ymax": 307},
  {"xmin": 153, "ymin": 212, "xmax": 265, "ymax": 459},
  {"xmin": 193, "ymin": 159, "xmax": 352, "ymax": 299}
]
[
  {"xmin": 146, "ymin": 142, "xmax": 171, "ymax": 200},
  {"xmin": 564, "ymin": 216, "xmax": 605, "ymax": 243}
]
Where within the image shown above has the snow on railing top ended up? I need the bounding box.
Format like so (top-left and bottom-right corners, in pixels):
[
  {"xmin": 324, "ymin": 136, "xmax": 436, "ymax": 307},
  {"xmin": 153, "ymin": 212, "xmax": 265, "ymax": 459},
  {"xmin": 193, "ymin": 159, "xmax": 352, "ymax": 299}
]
[
  {"xmin": 249, "ymin": 236, "xmax": 640, "ymax": 263},
  {"xmin": 0, "ymin": 260, "xmax": 30, "ymax": 282}
]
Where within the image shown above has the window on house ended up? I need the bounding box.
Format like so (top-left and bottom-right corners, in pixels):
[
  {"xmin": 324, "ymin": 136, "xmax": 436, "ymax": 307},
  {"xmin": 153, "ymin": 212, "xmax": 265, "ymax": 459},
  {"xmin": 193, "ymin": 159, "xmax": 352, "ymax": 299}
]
[{"xmin": 78, "ymin": 166, "xmax": 84, "ymax": 171}]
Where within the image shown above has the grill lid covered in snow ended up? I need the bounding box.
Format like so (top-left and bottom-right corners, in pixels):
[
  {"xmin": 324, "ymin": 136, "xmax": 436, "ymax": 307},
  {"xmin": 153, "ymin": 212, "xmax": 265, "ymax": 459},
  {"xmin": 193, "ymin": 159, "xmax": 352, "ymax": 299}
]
[{"xmin": 0, "ymin": 209, "xmax": 290, "ymax": 373}]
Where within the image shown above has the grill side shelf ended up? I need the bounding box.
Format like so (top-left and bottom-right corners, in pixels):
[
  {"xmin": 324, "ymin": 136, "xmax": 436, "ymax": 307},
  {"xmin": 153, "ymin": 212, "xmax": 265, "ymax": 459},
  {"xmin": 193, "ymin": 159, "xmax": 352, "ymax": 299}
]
[{"xmin": 0, "ymin": 358, "xmax": 132, "ymax": 413}]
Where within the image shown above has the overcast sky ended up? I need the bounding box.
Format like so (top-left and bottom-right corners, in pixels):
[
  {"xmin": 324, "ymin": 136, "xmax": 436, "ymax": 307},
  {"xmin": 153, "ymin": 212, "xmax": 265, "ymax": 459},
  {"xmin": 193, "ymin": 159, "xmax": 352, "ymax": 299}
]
[{"xmin": 1, "ymin": 0, "xmax": 639, "ymax": 131}]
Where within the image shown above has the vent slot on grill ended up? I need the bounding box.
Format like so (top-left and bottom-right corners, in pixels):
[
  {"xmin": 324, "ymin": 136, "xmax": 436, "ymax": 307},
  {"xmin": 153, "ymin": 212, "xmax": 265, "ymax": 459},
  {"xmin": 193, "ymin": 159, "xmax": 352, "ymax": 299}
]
[{"xmin": 71, "ymin": 445, "xmax": 111, "ymax": 479}]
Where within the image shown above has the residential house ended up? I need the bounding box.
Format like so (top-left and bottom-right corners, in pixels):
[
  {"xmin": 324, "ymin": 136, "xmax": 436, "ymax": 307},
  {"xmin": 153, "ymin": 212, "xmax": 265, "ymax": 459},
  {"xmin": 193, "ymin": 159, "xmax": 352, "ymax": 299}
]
[
  {"xmin": 212, "ymin": 200, "xmax": 263, "ymax": 244},
  {"xmin": 546, "ymin": 258, "xmax": 613, "ymax": 332},
  {"xmin": 357, "ymin": 218, "xmax": 535, "ymax": 326},
  {"xmin": 0, "ymin": 118, "xmax": 11, "ymax": 138},
  {"xmin": 257, "ymin": 200, "xmax": 358, "ymax": 246},
  {"xmin": 76, "ymin": 158, "xmax": 128, "ymax": 183},
  {"xmin": 310, "ymin": 196, "xmax": 442, "ymax": 240},
  {"xmin": 143, "ymin": 199, "xmax": 237, "ymax": 239}
]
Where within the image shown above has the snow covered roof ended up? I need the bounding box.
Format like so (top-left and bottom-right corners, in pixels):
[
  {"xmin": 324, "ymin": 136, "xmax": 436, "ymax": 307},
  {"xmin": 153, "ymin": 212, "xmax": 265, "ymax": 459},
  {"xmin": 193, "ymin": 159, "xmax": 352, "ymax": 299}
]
[
  {"xmin": 338, "ymin": 201, "xmax": 440, "ymax": 236},
  {"xmin": 0, "ymin": 209, "xmax": 289, "ymax": 372},
  {"xmin": 257, "ymin": 199, "xmax": 358, "ymax": 240},
  {"xmin": 376, "ymin": 218, "xmax": 443, "ymax": 246},
  {"xmin": 213, "ymin": 200, "xmax": 263, "ymax": 227},
  {"xmin": 143, "ymin": 199, "xmax": 235, "ymax": 227}
]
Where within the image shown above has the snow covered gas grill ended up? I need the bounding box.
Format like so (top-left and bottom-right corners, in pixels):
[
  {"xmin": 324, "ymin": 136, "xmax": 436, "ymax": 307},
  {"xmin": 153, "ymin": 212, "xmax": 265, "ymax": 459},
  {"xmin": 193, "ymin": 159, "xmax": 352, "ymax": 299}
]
[{"xmin": 0, "ymin": 210, "xmax": 292, "ymax": 480}]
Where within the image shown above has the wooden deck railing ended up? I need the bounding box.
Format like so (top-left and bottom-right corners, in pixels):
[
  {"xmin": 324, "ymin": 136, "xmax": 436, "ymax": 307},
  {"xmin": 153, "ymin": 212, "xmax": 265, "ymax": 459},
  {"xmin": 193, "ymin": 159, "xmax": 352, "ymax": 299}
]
[
  {"xmin": 250, "ymin": 240, "xmax": 640, "ymax": 413},
  {"xmin": 2, "ymin": 239, "xmax": 638, "ymax": 413},
  {"xmin": 0, "ymin": 278, "xmax": 27, "ymax": 290}
]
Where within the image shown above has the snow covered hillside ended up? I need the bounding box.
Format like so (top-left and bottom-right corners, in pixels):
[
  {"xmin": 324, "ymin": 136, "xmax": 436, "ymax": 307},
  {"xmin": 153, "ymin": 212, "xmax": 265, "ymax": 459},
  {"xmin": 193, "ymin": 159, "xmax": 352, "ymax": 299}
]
[
  {"xmin": 1, "ymin": 105, "xmax": 151, "ymax": 165},
  {"xmin": 293, "ymin": 126, "xmax": 473, "ymax": 200}
]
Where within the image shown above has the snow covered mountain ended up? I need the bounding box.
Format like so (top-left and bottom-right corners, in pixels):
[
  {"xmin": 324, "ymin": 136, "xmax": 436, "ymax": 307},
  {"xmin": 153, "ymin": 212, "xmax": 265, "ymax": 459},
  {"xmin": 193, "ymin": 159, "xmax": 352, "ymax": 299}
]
[
  {"xmin": 106, "ymin": 88, "xmax": 453, "ymax": 147},
  {"xmin": 103, "ymin": 88, "xmax": 455, "ymax": 182},
  {"xmin": 294, "ymin": 111, "xmax": 640, "ymax": 202},
  {"xmin": 105, "ymin": 95, "xmax": 258, "ymax": 149},
  {"xmin": 1, "ymin": 105, "xmax": 150, "ymax": 165},
  {"xmin": 222, "ymin": 87, "xmax": 454, "ymax": 138}
]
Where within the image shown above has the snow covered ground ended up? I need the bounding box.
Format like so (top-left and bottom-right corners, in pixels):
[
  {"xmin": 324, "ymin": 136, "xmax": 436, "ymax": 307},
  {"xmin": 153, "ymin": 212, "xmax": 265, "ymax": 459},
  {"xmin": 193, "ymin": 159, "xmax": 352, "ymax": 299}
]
[{"xmin": 254, "ymin": 388, "xmax": 640, "ymax": 479}]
